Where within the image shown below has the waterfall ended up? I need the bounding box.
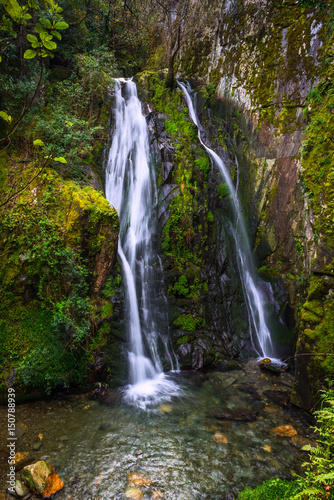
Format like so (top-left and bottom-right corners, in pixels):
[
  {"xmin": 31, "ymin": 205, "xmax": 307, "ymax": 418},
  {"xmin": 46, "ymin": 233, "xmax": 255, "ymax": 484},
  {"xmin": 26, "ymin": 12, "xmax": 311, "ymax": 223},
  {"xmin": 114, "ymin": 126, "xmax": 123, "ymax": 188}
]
[
  {"xmin": 105, "ymin": 79, "xmax": 179, "ymax": 409},
  {"xmin": 178, "ymin": 81, "xmax": 276, "ymax": 360}
]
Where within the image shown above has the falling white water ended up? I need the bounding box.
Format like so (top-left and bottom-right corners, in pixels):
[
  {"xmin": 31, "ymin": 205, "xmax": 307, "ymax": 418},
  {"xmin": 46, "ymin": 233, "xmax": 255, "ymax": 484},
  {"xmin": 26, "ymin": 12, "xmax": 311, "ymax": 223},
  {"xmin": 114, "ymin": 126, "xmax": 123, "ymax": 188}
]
[
  {"xmin": 178, "ymin": 81, "xmax": 275, "ymax": 359},
  {"xmin": 105, "ymin": 79, "xmax": 180, "ymax": 409}
]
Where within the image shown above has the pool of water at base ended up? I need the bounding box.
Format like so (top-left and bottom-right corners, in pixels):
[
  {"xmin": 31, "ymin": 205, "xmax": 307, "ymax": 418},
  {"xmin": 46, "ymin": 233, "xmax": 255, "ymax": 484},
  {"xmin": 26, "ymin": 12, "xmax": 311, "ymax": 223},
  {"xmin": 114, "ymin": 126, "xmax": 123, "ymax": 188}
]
[{"xmin": 0, "ymin": 360, "xmax": 315, "ymax": 500}]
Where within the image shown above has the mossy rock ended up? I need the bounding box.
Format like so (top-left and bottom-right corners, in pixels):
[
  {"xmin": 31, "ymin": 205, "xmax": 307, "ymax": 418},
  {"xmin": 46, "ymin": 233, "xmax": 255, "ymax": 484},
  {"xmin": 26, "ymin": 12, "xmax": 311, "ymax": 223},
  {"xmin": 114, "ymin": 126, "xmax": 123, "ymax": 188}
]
[{"xmin": 22, "ymin": 461, "xmax": 52, "ymax": 494}]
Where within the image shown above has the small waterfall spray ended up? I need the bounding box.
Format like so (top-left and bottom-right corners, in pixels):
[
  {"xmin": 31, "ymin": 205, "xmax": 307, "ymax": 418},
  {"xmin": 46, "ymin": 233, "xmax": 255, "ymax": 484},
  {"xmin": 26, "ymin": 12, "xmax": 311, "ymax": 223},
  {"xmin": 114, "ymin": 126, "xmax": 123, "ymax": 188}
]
[
  {"xmin": 106, "ymin": 79, "xmax": 179, "ymax": 408},
  {"xmin": 178, "ymin": 81, "xmax": 276, "ymax": 359}
]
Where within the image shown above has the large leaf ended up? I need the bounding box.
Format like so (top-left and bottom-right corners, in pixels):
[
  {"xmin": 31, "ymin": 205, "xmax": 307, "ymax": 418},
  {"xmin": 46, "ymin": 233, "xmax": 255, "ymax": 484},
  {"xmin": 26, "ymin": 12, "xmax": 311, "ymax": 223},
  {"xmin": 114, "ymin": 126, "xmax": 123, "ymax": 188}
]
[
  {"xmin": 39, "ymin": 17, "xmax": 51, "ymax": 27},
  {"xmin": 33, "ymin": 139, "xmax": 45, "ymax": 146},
  {"xmin": 39, "ymin": 30, "xmax": 52, "ymax": 41},
  {"xmin": 1, "ymin": 0, "xmax": 22, "ymax": 21},
  {"xmin": 27, "ymin": 34, "xmax": 38, "ymax": 43},
  {"xmin": 23, "ymin": 49, "xmax": 37, "ymax": 59},
  {"xmin": 53, "ymin": 157, "xmax": 67, "ymax": 163},
  {"xmin": 52, "ymin": 30, "xmax": 61, "ymax": 40},
  {"xmin": 0, "ymin": 111, "xmax": 12, "ymax": 123},
  {"xmin": 28, "ymin": 0, "xmax": 39, "ymax": 8},
  {"xmin": 42, "ymin": 40, "xmax": 56, "ymax": 50},
  {"xmin": 34, "ymin": 23, "xmax": 45, "ymax": 34},
  {"xmin": 55, "ymin": 21, "xmax": 69, "ymax": 30}
]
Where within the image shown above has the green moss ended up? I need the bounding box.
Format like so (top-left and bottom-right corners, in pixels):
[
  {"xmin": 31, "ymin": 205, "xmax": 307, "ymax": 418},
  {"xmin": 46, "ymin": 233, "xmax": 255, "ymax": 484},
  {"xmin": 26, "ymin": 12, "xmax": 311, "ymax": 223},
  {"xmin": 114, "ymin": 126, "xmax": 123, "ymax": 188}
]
[
  {"xmin": 173, "ymin": 314, "xmax": 205, "ymax": 332},
  {"xmin": 0, "ymin": 162, "xmax": 119, "ymax": 392},
  {"xmin": 217, "ymin": 183, "xmax": 230, "ymax": 199},
  {"xmin": 300, "ymin": 309, "xmax": 322, "ymax": 324},
  {"xmin": 297, "ymin": 275, "xmax": 334, "ymax": 399},
  {"xmin": 301, "ymin": 38, "xmax": 334, "ymax": 249},
  {"xmin": 303, "ymin": 300, "xmax": 324, "ymax": 318},
  {"xmin": 176, "ymin": 333, "xmax": 194, "ymax": 345},
  {"xmin": 258, "ymin": 265, "xmax": 280, "ymax": 278}
]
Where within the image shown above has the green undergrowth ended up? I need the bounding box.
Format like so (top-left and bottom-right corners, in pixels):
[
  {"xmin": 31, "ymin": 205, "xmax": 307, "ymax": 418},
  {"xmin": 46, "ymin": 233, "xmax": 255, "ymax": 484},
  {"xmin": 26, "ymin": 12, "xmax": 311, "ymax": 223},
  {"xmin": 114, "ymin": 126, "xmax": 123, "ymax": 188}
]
[
  {"xmin": 26, "ymin": 47, "xmax": 118, "ymax": 183},
  {"xmin": 237, "ymin": 478, "xmax": 301, "ymax": 500},
  {"xmin": 0, "ymin": 162, "xmax": 120, "ymax": 394}
]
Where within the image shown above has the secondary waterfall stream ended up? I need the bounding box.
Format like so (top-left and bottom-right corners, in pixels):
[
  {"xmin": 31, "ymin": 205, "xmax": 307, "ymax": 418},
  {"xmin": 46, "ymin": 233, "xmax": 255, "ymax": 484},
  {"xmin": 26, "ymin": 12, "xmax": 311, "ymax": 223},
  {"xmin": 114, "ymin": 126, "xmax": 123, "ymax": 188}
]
[
  {"xmin": 178, "ymin": 81, "xmax": 275, "ymax": 360},
  {"xmin": 105, "ymin": 79, "xmax": 179, "ymax": 408}
]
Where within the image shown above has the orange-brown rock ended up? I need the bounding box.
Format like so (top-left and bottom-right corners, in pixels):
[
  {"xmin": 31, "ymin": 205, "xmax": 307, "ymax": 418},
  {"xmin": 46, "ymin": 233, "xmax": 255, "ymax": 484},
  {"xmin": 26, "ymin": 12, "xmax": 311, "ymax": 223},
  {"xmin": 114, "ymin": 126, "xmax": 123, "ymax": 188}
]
[
  {"xmin": 272, "ymin": 425, "xmax": 297, "ymax": 437},
  {"xmin": 42, "ymin": 470, "xmax": 65, "ymax": 497},
  {"xmin": 14, "ymin": 452, "xmax": 29, "ymax": 464},
  {"xmin": 21, "ymin": 461, "xmax": 64, "ymax": 497},
  {"xmin": 127, "ymin": 472, "xmax": 152, "ymax": 487},
  {"xmin": 125, "ymin": 487, "xmax": 143, "ymax": 499},
  {"xmin": 213, "ymin": 432, "xmax": 228, "ymax": 444}
]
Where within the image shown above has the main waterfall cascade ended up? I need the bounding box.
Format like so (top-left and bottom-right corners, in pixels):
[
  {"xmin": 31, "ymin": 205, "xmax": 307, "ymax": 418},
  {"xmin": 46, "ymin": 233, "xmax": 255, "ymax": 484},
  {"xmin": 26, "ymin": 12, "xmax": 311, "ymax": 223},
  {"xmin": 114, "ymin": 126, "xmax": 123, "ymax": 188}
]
[
  {"xmin": 178, "ymin": 81, "xmax": 276, "ymax": 360},
  {"xmin": 105, "ymin": 79, "xmax": 179, "ymax": 408}
]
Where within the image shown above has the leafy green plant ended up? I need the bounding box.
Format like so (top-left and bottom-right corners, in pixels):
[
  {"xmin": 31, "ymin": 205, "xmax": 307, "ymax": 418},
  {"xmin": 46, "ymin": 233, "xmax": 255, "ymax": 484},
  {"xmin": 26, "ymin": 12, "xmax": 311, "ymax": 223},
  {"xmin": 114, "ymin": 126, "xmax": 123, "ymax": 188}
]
[
  {"xmin": 237, "ymin": 478, "xmax": 300, "ymax": 499},
  {"xmin": 195, "ymin": 155, "xmax": 210, "ymax": 179},
  {"xmin": 173, "ymin": 313, "xmax": 205, "ymax": 331},
  {"xmin": 218, "ymin": 183, "xmax": 230, "ymax": 199},
  {"xmin": 294, "ymin": 384, "xmax": 334, "ymax": 499}
]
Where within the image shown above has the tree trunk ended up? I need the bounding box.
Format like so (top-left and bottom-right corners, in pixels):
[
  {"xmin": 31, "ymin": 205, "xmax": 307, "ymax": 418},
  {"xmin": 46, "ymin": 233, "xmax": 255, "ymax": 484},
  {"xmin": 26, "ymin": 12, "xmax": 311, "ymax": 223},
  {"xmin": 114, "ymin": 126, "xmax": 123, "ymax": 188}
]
[
  {"xmin": 165, "ymin": 19, "xmax": 180, "ymax": 90},
  {"xmin": 165, "ymin": 54, "xmax": 176, "ymax": 89}
]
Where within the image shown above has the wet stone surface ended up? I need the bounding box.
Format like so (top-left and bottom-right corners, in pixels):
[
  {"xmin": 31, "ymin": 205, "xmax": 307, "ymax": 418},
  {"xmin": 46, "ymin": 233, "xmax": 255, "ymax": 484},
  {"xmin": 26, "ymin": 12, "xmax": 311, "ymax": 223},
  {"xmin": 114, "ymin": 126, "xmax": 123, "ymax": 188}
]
[{"xmin": 0, "ymin": 361, "xmax": 314, "ymax": 499}]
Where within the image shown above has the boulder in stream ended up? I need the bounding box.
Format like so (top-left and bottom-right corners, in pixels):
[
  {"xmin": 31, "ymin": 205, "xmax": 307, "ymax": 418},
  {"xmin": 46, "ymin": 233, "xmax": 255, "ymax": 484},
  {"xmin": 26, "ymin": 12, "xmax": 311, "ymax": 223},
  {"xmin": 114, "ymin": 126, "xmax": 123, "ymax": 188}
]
[{"xmin": 21, "ymin": 460, "xmax": 64, "ymax": 497}]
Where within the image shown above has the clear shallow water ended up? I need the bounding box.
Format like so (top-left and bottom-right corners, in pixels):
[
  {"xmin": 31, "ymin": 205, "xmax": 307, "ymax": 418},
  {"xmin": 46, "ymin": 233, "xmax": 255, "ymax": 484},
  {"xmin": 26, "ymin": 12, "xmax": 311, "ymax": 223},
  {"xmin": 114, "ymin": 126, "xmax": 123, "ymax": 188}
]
[{"xmin": 0, "ymin": 362, "xmax": 314, "ymax": 499}]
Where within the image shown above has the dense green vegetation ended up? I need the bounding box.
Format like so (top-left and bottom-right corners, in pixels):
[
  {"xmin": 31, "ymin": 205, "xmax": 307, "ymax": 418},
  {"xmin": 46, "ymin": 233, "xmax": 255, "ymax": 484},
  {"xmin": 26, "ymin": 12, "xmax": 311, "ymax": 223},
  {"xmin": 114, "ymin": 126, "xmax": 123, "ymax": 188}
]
[{"xmin": 0, "ymin": 0, "xmax": 128, "ymax": 393}]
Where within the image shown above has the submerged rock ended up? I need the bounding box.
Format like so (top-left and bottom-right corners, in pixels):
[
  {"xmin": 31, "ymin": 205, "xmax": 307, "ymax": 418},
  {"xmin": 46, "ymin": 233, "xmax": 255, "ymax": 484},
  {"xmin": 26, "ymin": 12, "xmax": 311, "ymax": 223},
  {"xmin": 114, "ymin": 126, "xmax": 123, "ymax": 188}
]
[
  {"xmin": 213, "ymin": 432, "xmax": 228, "ymax": 444},
  {"xmin": 209, "ymin": 407, "xmax": 260, "ymax": 422},
  {"xmin": 127, "ymin": 472, "xmax": 152, "ymax": 487},
  {"xmin": 290, "ymin": 435, "xmax": 317, "ymax": 448},
  {"xmin": 21, "ymin": 460, "xmax": 64, "ymax": 497},
  {"xmin": 158, "ymin": 404, "xmax": 173, "ymax": 413},
  {"xmin": 209, "ymin": 371, "xmax": 241, "ymax": 389},
  {"xmin": 272, "ymin": 425, "xmax": 297, "ymax": 437},
  {"xmin": 125, "ymin": 487, "xmax": 143, "ymax": 499},
  {"xmin": 31, "ymin": 441, "xmax": 42, "ymax": 451}
]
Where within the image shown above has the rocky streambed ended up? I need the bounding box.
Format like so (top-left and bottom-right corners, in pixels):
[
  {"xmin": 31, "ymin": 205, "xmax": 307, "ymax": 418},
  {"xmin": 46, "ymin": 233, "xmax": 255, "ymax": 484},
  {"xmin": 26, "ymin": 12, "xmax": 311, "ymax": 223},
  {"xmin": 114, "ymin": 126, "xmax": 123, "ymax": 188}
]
[{"xmin": 0, "ymin": 361, "xmax": 315, "ymax": 499}]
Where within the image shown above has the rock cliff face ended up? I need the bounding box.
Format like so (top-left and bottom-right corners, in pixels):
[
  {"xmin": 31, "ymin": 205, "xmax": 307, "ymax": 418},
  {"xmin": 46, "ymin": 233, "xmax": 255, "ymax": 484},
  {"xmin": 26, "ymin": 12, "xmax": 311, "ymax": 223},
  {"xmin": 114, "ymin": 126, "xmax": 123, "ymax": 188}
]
[
  {"xmin": 136, "ymin": 71, "xmax": 292, "ymax": 372},
  {"xmin": 145, "ymin": 0, "xmax": 334, "ymax": 408}
]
